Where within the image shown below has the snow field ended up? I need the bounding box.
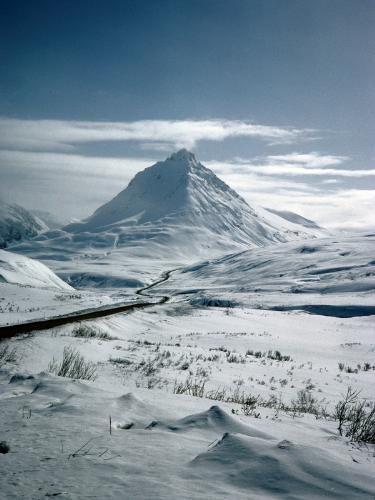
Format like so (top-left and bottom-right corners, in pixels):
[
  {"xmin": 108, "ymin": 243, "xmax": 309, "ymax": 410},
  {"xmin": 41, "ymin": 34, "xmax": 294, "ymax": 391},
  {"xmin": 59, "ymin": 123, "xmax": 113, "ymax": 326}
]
[{"xmin": 1, "ymin": 303, "xmax": 374, "ymax": 498}]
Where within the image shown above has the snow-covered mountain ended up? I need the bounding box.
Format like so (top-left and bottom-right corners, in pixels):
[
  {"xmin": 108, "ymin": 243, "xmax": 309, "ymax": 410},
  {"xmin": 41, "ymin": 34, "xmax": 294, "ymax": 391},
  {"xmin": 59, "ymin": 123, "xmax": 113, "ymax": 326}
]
[
  {"xmin": 0, "ymin": 200, "xmax": 48, "ymax": 248},
  {"xmin": 65, "ymin": 149, "xmax": 324, "ymax": 252}
]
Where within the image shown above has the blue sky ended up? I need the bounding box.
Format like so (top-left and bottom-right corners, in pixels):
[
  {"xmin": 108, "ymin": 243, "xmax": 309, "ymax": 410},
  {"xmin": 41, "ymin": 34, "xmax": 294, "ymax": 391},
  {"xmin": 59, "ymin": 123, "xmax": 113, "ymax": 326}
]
[{"xmin": 0, "ymin": 0, "xmax": 374, "ymax": 230}]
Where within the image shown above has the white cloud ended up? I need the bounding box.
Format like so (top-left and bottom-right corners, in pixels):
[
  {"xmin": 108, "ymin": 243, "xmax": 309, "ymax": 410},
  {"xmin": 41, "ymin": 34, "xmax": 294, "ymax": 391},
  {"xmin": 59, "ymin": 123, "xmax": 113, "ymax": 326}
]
[
  {"xmin": 0, "ymin": 149, "xmax": 152, "ymax": 179},
  {"xmin": 206, "ymin": 159, "xmax": 375, "ymax": 231},
  {"xmin": 321, "ymin": 179, "xmax": 340, "ymax": 184},
  {"xmin": 266, "ymin": 152, "xmax": 348, "ymax": 168},
  {"xmin": 0, "ymin": 117, "xmax": 313, "ymax": 152},
  {"xmin": 0, "ymin": 150, "xmax": 154, "ymax": 220},
  {"xmin": 248, "ymin": 164, "xmax": 375, "ymax": 177},
  {"xmin": 208, "ymin": 154, "xmax": 375, "ymax": 178}
]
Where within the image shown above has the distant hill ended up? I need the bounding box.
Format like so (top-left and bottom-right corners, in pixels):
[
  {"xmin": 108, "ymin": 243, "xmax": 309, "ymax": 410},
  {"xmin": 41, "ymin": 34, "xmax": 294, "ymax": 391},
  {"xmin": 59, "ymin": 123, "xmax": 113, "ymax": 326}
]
[{"xmin": 0, "ymin": 200, "xmax": 47, "ymax": 248}]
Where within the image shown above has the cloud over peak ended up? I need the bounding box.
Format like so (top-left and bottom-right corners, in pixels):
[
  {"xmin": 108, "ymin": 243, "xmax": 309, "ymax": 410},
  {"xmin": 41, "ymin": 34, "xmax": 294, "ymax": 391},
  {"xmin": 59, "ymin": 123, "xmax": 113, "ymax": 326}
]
[{"xmin": 0, "ymin": 117, "xmax": 313, "ymax": 152}]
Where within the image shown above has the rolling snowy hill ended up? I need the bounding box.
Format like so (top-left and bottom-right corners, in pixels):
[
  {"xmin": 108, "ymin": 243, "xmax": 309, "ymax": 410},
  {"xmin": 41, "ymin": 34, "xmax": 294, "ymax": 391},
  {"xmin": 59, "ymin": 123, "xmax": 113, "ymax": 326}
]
[
  {"xmin": 0, "ymin": 200, "xmax": 47, "ymax": 248},
  {"xmin": 153, "ymin": 233, "xmax": 375, "ymax": 316},
  {"xmin": 0, "ymin": 249, "xmax": 72, "ymax": 290}
]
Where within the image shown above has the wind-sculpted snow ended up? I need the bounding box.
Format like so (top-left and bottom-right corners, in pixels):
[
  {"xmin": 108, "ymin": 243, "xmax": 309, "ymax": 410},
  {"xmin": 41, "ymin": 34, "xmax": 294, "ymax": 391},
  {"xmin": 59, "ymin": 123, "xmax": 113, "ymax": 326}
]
[
  {"xmin": 190, "ymin": 432, "xmax": 374, "ymax": 498},
  {"xmin": 0, "ymin": 200, "xmax": 47, "ymax": 248},
  {"xmin": 155, "ymin": 233, "xmax": 375, "ymax": 315},
  {"xmin": 1, "ymin": 370, "xmax": 374, "ymax": 499},
  {"xmin": 147, "ymin": 405, "xmax": 271, "ymax": 439}
]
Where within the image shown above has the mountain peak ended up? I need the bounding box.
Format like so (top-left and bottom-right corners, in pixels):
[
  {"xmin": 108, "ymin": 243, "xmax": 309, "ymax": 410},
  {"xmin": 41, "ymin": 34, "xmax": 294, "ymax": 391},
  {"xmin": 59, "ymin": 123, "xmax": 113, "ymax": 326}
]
[
  {"xmin": 168, "ymin": 149, "xmax": 197, "ymax": 164},
  {"xmin": 63, "ymin": 151, "xmax": 324, "ymax": 252}
]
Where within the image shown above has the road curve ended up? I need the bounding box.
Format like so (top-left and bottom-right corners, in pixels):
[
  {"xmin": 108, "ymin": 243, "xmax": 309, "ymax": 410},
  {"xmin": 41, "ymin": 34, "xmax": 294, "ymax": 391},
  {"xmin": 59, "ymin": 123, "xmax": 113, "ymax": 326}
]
[{"xmin": 0, "ymin": 268, "xmax": 178, "ymax": 340}]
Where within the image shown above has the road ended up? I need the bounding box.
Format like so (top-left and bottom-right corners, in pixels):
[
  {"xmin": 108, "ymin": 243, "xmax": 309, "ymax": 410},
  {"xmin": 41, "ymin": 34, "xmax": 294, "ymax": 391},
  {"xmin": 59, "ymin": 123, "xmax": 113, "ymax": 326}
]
[{"xmin": 0, "ymin": 268, "xmax": 177, "ymax": 340}]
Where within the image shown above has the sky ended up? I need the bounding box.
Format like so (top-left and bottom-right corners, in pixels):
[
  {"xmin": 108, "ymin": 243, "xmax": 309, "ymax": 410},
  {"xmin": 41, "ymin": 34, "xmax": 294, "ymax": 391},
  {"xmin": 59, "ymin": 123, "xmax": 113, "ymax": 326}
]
[{"xmin": 0, "ymin": 0, "xmax": 374, "ymax": 231}]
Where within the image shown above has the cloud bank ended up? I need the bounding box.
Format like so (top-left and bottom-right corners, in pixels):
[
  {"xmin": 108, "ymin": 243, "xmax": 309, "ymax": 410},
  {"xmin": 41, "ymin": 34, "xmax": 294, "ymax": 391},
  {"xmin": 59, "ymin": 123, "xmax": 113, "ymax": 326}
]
[
  {"xmin": 211, "ymin": 153, "xmax": 375, "ymax": 177},
  {"xmin": 0, "ymin": 117, "xmax": 312, "ymax": 151}
]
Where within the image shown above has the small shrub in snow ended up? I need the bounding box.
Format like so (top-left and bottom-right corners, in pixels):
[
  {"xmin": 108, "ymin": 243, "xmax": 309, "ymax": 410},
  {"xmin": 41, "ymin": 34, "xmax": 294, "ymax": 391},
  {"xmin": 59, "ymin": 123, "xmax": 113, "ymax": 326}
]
[
  {"xmin": 173, "ymin": 375, "xmax": 207, "ymax": 397},
  {"xmin": 109, "ymin": 357, "xmax": 133, "ymax": 366},
  {"xmin": 0, "ymin": 344, "xmax": 17, "ymax": 367},
  {"xmin": 206, "ymin": 353, "xmax": 220, "ymax": 362},
  {"xmin": 72, "ymin": 324, "xmax": 115, "ymax": 340},
  {"xmin": 48, "ymin": 346, "xmax": 97, "ymax": 381},
  {"xmin": 226, "ymin": 352, "xmax": 245, "ymax": 364},
  {"xmin": 338, "ymin": 362, "xmax": 375, "ymax": 374},
  {"xmin": 241, "ymin": 395, "xmax": 260, "ymax": 417},
  {"xmin": 190, "ymin": 297, "xmax": 238, "ymax": 308},
  {"xmin": 334, "ymin": 387, "xmax": 375, "ymax": 444},
  {"xmin": 245, "ymin": 349, "xmax": 292, "ymax": 362},
  {"xmin": 179, "ymin": 361, "xmax": 190, "ymax": 370},
  {"xmin": 291, "ymin": 389, "xmax": 318, "ymax": 413},
  {"xmin": 267, "ymin": 350, "xmax": 291, "ymax": 362}
]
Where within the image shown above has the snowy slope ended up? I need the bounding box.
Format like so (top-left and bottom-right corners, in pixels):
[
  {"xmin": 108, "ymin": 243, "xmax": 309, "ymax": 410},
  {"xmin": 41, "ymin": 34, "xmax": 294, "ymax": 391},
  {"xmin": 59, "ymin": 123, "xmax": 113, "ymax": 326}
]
[
  {"xmin": 265, "ymin": 207, "xmax": 322, "ymax": 230},
  {"xmin": 154, "ymin": 233, "xmax": 375, "ymax": 315},
  {"xmin": 0, "ymin": 200, "xmax": 47, "ymax": 248},
  {"xmin": 0, "ymin": 249, "xmax": 72, "ymax": 290},
  {"xmin": 0, "ymin": 249, "xmax": 116, "ymax": 326},
  {"xmin": 11, "ymin": 150, "xmax": 325, "ymax": 289}
]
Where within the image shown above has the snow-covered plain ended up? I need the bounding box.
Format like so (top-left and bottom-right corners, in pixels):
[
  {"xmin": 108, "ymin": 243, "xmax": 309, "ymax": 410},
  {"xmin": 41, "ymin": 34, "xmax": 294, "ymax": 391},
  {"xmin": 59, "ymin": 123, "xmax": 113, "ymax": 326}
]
[
  {"xmin": 1, "ymin": 151, "xmax": 374, "ymax": 498},
  {"xmin": 1, "ymin": 303, "xmax": 374, "ymax": 498}
]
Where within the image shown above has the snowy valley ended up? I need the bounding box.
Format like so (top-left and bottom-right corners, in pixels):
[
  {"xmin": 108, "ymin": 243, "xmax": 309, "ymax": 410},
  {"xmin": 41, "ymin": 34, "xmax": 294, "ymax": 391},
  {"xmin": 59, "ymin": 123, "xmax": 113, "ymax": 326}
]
[{"xmin": 1, "ymin": 151, "xmax": 374, "ymax": 499}]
